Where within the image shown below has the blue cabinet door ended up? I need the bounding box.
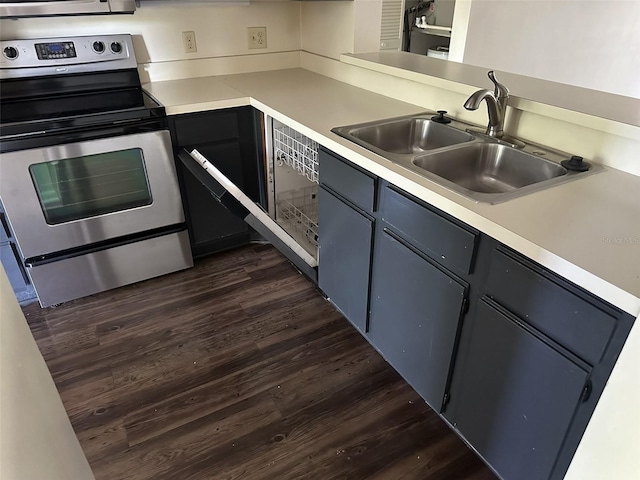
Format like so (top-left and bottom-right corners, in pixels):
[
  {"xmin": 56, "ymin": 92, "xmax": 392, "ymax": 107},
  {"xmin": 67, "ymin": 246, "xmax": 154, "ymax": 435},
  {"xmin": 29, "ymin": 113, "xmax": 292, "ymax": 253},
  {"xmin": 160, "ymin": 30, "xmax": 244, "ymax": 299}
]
[
  {"xmin": 369, "ymin": 229, "xmax": 467, "ymax": 411},
  {"xmin": 447, "ymin": 298, "xmax": 589, "ymax": 480},
  {"xmin": 318, "ymin": 186, "xmax": 373, "ymax": 334}
]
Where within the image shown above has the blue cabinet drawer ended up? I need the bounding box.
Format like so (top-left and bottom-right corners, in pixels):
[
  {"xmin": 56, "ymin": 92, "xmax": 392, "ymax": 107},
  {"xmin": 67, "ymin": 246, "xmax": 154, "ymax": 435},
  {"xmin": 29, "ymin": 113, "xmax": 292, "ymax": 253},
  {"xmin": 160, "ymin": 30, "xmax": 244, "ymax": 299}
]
[
  {"xmin": 485, "ymin": 248, "xmax": 617, "ymax": 364},
  {"xmin": 380, "ymin": 185, "xmax": 478, "ymax": 276},
  {"xmin": 319, "ymin": 147, "xmax": 376, "ymax": 213}
]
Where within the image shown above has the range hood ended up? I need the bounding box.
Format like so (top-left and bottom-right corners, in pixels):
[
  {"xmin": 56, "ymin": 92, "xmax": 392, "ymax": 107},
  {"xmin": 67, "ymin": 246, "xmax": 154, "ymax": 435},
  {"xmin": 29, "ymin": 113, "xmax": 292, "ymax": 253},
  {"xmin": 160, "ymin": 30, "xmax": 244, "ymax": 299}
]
[{"xmin": 0, "ymin": 0, "xmax": 136, "ymax": 18}]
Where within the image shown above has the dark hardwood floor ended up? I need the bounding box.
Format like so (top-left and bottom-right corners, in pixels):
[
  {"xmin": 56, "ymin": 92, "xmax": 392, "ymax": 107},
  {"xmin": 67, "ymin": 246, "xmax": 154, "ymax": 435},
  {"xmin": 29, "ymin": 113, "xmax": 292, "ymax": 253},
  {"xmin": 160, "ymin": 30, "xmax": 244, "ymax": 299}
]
[{"xmin": 23, "ymin": 244, "xmax": 496, "ymax": 480}]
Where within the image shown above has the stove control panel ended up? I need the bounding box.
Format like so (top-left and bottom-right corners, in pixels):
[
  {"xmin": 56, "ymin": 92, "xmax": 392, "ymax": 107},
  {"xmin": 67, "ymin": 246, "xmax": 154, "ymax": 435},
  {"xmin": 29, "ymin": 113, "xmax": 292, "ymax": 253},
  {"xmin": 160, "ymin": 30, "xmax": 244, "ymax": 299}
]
[
  {"xmin": 35, "ymin": 41, "xmax": 77, "ymax": 60},
  {"xmin": 0, "ymin": 34, "xmax": 136, "ymax": 79}
]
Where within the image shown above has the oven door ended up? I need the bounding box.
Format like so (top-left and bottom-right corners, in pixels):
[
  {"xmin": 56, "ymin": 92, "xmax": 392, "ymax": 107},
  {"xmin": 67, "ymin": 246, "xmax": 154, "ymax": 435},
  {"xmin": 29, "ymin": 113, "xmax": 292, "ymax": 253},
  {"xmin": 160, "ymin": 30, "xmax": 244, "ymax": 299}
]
[
  {"xmin": 178, "ymin": 148, "xmax": 317, "ymax": 281},
  {"xmin": 0, "ymin": 130, "xmax": 184, "ymax": 259}
]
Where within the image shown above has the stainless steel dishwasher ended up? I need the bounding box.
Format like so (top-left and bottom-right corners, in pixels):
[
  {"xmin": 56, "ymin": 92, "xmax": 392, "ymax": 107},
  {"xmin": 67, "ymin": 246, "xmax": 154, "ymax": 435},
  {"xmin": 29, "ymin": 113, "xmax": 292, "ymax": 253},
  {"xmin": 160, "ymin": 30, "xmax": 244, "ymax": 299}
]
[{"xmin": 179, "ymin": 113, "xmax": 320, "ymax": 282}]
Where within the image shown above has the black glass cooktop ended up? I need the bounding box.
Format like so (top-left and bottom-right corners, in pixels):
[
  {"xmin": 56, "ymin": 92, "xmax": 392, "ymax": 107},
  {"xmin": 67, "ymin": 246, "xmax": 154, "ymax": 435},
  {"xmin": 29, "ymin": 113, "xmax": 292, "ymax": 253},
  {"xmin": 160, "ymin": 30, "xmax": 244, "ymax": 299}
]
[{"xmin": 0, "ymin": 68, "xmax": 165, "ymax": 139}]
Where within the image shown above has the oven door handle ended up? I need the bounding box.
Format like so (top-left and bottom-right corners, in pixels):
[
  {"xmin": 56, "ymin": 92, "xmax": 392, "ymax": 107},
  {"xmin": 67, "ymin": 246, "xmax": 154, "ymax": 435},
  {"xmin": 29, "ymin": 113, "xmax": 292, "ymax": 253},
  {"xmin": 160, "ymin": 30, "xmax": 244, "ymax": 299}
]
[
  {"xmin": 1, "ymin": 130, "xmax": 48, "ymax": 141},
  {"xmin": 178, "ymin": 149, "xmax": 317, "ymax": 273}
]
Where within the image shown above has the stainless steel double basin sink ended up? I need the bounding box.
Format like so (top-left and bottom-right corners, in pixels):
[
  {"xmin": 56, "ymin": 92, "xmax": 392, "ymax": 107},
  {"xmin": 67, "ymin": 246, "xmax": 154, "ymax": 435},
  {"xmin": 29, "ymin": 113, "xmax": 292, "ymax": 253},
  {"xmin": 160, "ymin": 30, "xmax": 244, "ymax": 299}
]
[{"xmin": 332, "ymin": 114, "xmax": 598, "ymax": 204}]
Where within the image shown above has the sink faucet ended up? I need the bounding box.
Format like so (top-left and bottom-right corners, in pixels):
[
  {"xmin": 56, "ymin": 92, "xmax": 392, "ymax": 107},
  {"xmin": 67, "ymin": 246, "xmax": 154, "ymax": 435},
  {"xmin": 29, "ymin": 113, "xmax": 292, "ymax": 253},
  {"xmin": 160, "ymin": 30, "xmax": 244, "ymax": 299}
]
[{"xmin": 464, "ymin": 71, "xmax": 509, "ymax": 138}]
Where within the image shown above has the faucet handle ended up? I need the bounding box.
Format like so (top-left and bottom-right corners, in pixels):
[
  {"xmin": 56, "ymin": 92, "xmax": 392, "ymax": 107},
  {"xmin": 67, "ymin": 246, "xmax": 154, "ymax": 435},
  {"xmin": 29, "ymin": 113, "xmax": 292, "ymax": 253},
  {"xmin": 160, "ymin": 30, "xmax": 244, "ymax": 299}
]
[{"xmin": 488, "ymin": 70, "xmax": 509, "ymax": 99}]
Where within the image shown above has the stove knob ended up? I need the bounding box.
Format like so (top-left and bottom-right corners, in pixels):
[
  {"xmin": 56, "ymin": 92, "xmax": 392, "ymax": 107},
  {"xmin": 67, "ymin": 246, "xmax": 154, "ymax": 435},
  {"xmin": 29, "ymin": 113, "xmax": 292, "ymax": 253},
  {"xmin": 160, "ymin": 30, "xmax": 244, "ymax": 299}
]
[
  {"xmin": 92, "ymin": 41, "xmax": 105, "ymax": 53},
  {"xmin": 3, "ymin": 46, "xmax": 18, "ymax": 60},
  {"xmin": 110, "ymin": 42, "xmax": 123, "ymax": 54}
]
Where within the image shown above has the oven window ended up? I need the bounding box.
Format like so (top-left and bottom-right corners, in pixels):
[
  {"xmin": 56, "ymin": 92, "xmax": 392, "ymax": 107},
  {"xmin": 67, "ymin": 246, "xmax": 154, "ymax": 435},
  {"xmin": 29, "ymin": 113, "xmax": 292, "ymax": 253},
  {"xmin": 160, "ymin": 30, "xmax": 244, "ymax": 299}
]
[{"xmin": 29, "ymin": 149, "xmax": 152, "ymax": 225}]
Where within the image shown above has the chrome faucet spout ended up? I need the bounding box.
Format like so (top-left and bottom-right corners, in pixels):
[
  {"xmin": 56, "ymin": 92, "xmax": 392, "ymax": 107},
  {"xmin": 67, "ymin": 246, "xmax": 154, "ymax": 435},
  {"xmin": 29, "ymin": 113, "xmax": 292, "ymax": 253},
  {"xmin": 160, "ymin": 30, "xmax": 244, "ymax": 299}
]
[
  {"xmin": 464, "ymin": 71, "xmax": 509, "ymax": 138},
  {"xmin": 464, "ymin": 89, "xmax": 497, "ymax": 111}
]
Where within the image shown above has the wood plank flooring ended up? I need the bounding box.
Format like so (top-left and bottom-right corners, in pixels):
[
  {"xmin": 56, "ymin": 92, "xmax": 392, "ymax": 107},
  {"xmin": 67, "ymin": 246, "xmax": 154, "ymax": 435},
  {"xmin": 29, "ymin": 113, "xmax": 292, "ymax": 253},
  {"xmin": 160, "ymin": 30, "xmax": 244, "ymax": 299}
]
[{"xmin": 22, "ymin": 244, "xmax": 497, "ymax": 480}]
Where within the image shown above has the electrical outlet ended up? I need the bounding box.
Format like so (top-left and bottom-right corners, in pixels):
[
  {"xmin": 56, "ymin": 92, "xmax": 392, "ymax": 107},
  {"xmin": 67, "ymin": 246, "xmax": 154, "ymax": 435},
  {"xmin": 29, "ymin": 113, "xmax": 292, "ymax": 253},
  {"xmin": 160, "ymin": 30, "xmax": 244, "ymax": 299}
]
[
  {"xmin": 247, "ymin": 27, "xmax": 267, "ymax": 50},
  {"xmin": 182, "ymin": 31, "xmax": 197, "ymax": 53}
]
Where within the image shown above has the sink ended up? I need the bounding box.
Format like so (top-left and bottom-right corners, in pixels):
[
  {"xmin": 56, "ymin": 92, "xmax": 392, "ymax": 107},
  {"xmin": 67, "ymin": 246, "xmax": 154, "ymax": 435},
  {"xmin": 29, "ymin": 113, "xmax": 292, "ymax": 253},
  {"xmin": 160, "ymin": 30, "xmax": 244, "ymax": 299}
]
[
  {"xmin": 332, "ymin": 115, "xmax": 474, "ymax": 155},
  {"xmin": 332, "ymin": 113, "xmax": 600, "ymax": 204},
  {"xmin": 412, "ymin": 143, "xmax": 566, "ymax": 194}
]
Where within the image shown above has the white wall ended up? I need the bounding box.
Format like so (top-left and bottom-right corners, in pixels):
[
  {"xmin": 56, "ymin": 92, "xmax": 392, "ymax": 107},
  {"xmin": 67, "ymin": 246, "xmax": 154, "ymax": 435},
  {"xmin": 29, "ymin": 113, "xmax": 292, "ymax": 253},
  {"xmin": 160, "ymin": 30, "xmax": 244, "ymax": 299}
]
[
  {"xmin": 300, "ymin": 0, "xmax": 384, "ymax": 60},
  {"xmin": 462, "ymin": 0, "xmax": 640, "ymax": 98},
  {"xmin": 0, "ymin": 2, "xmax": 301, "ymax": 63},
  {"xmin": 353, "ymin": 1, "xmax": 384, "ymax": 54},
  {"xmin": 448, "ymin": 0, "xmax": 471, "ymax": 62},
  {"xmin": 301, "ymin": 2, "xmax": 355, "ymax": 59}
]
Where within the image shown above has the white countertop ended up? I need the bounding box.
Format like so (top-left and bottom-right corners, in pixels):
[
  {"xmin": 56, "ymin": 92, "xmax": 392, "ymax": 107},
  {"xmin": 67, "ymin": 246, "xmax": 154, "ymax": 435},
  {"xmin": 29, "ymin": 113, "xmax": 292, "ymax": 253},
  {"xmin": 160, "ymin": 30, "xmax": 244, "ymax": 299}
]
[
  {"xmin": 0, "ymin": 268, "xmax": 95, "ymax": 480},
  {"xmin": 341, "ymin": 51, "xmax": 640, "ymax": 128},
  {"xmin": 144, "ymin": 68, "xmax": 640, "ymax": 316}
]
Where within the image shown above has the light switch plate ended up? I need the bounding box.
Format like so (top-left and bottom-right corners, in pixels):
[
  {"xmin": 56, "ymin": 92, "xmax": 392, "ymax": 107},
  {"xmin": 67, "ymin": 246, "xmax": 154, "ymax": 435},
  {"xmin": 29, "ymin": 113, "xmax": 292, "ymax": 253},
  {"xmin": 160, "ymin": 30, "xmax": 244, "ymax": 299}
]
[{"xmin": 247, "ymin": 27, "xmax": 267, "ymax": 50}]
